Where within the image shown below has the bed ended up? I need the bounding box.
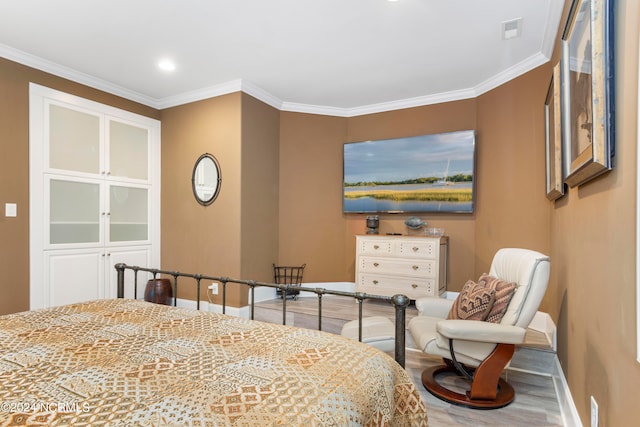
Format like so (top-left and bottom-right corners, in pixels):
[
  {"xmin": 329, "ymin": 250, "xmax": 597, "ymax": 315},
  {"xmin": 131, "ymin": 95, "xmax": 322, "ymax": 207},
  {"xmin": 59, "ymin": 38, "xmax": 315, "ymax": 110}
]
[{"xmin": 0, "ymin": 298, "xmax": 428, "ymax": 426}]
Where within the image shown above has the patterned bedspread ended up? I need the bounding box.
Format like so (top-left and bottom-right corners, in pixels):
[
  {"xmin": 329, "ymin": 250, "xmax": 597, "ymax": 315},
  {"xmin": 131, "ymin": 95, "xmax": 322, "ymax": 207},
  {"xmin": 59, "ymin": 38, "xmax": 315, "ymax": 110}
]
[{"xmin": 0, "ymin": 299, "xmax": 428, "ymax": 426}]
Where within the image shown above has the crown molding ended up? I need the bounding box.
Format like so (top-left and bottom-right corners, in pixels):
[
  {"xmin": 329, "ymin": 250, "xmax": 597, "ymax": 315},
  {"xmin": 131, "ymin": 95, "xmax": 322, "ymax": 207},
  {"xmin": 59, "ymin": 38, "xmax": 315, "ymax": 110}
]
[
  {"xmin": 541, "ymin": 0, "xmax": 565, "ymax": 60},
  {"xmin": 239, "ymin": 81, "xmax": 284, "ymax": 110},
  {"xmin": 2, "ymin": 39, "xmax": 553, "ymax": 117},
  {"xmin": 0, "ymin": 43, "xmax": 159, "ymax": 108},
  {"xmin": 155, "ymin": 80, "xmax": 243, "ymax": 109},
  {"xmin": 474, "ymin": 52, "xmax": 550, "ymax": 98}
]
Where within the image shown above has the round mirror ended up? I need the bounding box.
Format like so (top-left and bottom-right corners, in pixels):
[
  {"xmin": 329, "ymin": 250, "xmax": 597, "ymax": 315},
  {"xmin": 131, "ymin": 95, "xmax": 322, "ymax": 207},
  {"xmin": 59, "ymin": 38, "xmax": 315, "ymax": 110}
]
[{"xmin": 192, "ymin": 153, "xmax": 222, "ymax": 205}]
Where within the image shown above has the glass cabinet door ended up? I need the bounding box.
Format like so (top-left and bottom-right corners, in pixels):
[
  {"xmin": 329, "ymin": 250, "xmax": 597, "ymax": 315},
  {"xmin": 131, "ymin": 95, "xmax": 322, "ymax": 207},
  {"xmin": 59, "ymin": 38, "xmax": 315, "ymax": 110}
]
[
  {"xmin": 49, "ymin": 178, "xmax": 101, "ymax": 245},
  {"xmin": 108, "ymin": 120, "xmax": 149, "ymax": 181},
  {"xmin": 108, "ymin": 185, "xmax": 149, "ymax": 243},
  {"xmin": 48, "ymin": 104, "xmax": 101, "ymax": 174}
]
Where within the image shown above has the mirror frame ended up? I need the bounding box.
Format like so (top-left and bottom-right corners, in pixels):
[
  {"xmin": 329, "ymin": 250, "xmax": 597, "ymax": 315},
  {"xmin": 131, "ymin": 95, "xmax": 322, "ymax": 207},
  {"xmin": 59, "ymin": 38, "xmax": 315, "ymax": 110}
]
[{"xmin": 192, "ymin": 153, "xmax": 222, "ymax": 206}]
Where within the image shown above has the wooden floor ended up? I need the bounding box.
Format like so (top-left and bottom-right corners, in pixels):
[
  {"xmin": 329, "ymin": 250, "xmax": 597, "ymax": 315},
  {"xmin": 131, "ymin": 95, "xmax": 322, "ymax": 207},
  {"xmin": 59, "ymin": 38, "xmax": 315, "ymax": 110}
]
[{"xmin": 254, "ymin": 296, "xmax": 565, "ymax": 427}]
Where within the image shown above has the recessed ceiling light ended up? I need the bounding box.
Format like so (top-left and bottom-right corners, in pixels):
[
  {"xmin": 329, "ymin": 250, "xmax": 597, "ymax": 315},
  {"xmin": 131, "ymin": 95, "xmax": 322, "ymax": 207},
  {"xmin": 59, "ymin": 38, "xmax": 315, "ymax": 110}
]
[{"xmin": 158, "ymin": 59, "xmax": 176, "ymax": 71}]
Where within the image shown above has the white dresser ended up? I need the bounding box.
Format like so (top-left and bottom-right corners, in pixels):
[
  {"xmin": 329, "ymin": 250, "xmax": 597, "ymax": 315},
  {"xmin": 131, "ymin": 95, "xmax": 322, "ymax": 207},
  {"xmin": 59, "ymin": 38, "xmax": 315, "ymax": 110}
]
[{"xmin": 355, "ymin": 235, "xmax": 448, "ymax": 299}]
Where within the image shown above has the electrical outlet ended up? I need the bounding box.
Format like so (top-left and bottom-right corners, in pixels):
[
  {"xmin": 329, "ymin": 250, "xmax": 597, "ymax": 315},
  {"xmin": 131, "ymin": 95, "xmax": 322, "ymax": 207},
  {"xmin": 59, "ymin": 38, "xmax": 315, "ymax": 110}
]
[
  {"xmin": 208, "ymin": 282, "xmax": 219, "ymax": 295},
  {"xmin": 591, "ymin": 396, "xmax": 598, "ymax": 427}
]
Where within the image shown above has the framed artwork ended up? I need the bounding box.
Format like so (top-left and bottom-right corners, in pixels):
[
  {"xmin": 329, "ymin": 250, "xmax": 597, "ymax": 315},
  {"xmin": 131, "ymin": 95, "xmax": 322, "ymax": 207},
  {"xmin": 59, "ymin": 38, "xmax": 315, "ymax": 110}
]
[
  {"xmin": 545, "ymin": 63, "xmax": 564, "ymax": 201},
  {"xmin": 560, "ymin": 0, "xmax": 615, "ymax": 188}
]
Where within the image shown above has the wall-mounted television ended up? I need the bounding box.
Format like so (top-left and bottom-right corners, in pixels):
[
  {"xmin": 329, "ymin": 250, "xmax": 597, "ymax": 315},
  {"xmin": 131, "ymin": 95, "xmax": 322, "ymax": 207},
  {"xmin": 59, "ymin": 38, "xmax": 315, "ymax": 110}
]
[{"xmin": 343, "ymin": 130, "xmax": 476, "ymax": 214}]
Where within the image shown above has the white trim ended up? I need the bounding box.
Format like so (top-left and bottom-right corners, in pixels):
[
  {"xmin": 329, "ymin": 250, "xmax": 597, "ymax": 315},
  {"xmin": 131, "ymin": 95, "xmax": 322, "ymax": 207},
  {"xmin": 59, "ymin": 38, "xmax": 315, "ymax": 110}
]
[
  {"xmin": 3, "ymin": 43, "xmax": 553, "ymax": 117},
  {"xmin": 637, "ymin": 32, "xmax": 640, "ymax": 364},
  {"xmin": 474, "ymin": 52, "xmax": 550, "ymax": 97},
  {"xmin": 154, "ymin": 79, "xmax": 244, "ymax": 109},
  {"xmin": 3, "ymin": 44, "xmax": 157, "ymax": 107},
  {"xmin": 528, "ymin": 311, "xmax": 558, "ymax": 352},
  {"xmin": 554, "ymin": 356, "xmax": 583, "ymax": 427},
  {"xmin": 174, "ymin": 297, "xmax": 250, "ymax": 318},
  {"xmin": 542, "ymin": 0, "xmax": 567, "ymax": 60}
]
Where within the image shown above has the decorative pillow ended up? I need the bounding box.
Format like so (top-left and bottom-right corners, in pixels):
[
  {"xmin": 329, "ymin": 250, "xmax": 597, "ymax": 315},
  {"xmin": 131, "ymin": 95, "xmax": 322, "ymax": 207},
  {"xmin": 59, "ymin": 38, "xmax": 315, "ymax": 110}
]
[
  {"xmin": 477, "ymin": 274, "xmax": 517, "ymax": 323},
  {"xmin": 447, "ymin": 280, "xmax": 496, "ymax": 321}
]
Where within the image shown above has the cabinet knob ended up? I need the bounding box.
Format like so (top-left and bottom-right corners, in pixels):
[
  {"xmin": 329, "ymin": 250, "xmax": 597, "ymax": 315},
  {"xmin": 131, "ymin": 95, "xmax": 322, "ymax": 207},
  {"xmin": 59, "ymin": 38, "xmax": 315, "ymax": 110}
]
[
  {"xmin": 412, "ymin": 265, "xmax": 419, "ymax": 270},
  {"xmin": 411, "ymin": 284, "xmax": 418, "ymax": 289},
  {"xmin": 373, "ymin": 244, "xmax": 379, "ymax": 250},
  {"xmin": 412, "ymin": 246, "xmax": 419, "ymax": 252},
  {"xmin": 373, "ymin": 262, "xmax": 379, "ymax": 267},
  {"xmin": 373, "ymin": 280, "xmax": 379, "ymax": 285}
]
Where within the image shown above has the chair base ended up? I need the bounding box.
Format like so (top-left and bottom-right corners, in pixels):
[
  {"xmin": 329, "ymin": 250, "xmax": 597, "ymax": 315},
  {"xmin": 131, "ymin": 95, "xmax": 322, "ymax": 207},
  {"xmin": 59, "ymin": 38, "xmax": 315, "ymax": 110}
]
[{"xmin": 421, "ymin": 364, "xmax": 515, "ymax": 410}]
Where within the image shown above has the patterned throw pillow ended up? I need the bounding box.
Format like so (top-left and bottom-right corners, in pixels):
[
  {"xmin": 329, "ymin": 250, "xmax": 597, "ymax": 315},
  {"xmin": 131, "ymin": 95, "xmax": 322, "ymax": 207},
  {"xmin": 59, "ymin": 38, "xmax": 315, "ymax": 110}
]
[
  {"xmin": 477, "ymin": 274, "xmax": 517, "ymax": 323},
  {"xmin": 447, "ymin": 280, "xmax": 496, "ymax": 321}
]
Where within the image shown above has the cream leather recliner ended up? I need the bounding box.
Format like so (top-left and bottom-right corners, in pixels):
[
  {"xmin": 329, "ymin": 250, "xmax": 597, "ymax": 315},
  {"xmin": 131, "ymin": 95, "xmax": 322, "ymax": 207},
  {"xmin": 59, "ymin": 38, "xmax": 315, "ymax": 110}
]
[{"xmin": 408, "ymin": 248, "xmax": 550, "ymax": 409}]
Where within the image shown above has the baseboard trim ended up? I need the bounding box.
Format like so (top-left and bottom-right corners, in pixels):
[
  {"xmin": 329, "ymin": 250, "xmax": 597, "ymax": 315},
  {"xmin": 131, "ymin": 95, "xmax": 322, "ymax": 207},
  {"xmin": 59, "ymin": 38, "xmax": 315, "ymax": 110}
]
[
  {"xmin": 553, "ymin": 355, "xmax": 583, "ymax": 427},
  {"xmin": 174, "ymin": 297, "xmax": 250, "ymax": 318}
]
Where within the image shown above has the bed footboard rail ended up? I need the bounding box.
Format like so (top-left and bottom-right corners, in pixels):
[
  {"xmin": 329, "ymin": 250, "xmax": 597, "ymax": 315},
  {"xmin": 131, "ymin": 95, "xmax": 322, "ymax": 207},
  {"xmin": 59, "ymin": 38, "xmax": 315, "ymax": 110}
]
[{"xmin": 115, "ymin": 263, "xmax": 410, "ymax": 367}]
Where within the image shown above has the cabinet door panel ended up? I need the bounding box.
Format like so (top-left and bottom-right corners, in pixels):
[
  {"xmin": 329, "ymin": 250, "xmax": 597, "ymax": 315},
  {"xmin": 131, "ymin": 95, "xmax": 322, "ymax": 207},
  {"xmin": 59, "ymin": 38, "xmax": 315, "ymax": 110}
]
[
  {"xmin": 45, "ymin": 250, "xmax": 104, "ymax": 307},
  {"xmin": 109, "ymin": 185, "xmax": 149, "ymax": 242},
  {"xmin": 49, "ymin": 103, "xmax": 101, "ymax": 174},
  {"xmin": 109, "ymin": 120, "xmax": 149, "ymax": 180},
  {"xmin": 107, "ymin": 247, "xmax": 152, "ymax": 300},
  {"xmin": 49, "ymin": 178, "xmax": 102, "ymax": 245}
]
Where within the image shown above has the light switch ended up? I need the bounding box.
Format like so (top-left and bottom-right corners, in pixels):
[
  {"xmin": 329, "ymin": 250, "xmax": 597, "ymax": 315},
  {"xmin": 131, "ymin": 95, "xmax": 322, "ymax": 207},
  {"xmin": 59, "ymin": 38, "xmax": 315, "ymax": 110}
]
[{"xmin": 5, "ymin": 203, "xmax": 17, "ymax": 217}]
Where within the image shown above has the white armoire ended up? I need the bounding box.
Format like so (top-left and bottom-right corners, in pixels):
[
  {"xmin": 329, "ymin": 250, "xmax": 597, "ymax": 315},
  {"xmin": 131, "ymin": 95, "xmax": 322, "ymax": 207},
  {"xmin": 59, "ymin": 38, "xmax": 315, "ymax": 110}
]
[{"xmin": 29, "ymin": 84, "xmax": 160, "ymax": 309}]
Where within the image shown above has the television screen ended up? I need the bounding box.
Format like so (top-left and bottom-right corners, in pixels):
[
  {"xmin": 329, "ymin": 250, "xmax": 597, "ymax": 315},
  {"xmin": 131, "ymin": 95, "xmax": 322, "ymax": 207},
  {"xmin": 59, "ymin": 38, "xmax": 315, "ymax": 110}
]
[{"xmin": 343, "ymin": 130, "xmax": 475, "ymax": 213}]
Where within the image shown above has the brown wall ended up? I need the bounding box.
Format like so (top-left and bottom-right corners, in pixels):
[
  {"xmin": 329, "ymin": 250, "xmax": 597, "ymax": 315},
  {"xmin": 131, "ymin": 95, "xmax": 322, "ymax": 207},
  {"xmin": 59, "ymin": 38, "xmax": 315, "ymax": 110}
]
[
  {"xmin": 475, "ymin": 66, "xmax": 552, "ymax": 274},
  {"xmin": 240, "ymin": 93, "xmax": 280, "ymax": 286},
  {"xmin": 0, "ymin": 58, "xmax": 159, "ymax": 316},
  {"xmin": 160, "ymin": 92, "xmax": 280, "ymax": 307},
  {"xmin": 278, "ymin": 113, "xmax": 349, "ymax": 281},
  {"xmin": 549, "ymin": 1, "xmax": 640, "ymax": 426},
  {"xmin": 160, "ymin": 93, "xmax": 244, "ymax": 304}
]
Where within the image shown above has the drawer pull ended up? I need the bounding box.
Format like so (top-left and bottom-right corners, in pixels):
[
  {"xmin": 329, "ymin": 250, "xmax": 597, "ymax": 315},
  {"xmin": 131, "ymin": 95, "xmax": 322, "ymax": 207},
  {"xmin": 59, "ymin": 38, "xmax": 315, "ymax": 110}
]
[
  {"xmin": 411, "ymin": 284, "xmax": 418, "ymax": 289},
  {"xmin": 412, "ymin": 246, "xmax": 419, "ymax": 252},
  {"xmin": 373, "ymin": 244, "xmax": 380, "ymax": 249},
  {"xmin": 373, "ymin": 262, "xmax": 379, "ymax": 267},
  {"xmin": 373, "ymin": 280, "xmax": 379, "ymax": 285},
  {"xmin": 412, "ymin": 265, "xmax": 419, "ymax": 270}
]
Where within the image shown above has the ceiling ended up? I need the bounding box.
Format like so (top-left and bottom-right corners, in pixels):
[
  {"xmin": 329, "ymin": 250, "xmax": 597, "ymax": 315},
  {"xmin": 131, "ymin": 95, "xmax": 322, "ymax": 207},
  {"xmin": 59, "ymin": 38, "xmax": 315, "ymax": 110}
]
[{"xmin": 0, "ymin": 0, "xmax": 564, "ymax": 116}]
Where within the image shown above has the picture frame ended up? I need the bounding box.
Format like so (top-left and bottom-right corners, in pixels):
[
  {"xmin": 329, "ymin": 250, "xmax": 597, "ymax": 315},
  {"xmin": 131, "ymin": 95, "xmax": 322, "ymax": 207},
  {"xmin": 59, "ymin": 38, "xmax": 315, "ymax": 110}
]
[
  {"xmin": 560, "ymin": 0, "xmax": 615, "ymax": 188},
  {"xmin": 545, "ymin": 63, "xmax": 564, "ymax": 201}
]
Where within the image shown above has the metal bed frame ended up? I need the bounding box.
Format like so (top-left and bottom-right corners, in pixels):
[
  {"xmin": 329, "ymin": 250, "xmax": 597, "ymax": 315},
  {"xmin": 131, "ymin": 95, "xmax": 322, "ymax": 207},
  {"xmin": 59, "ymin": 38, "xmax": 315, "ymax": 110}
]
[{"xmin": 115, "ymin": 263, "xmax": 410, "ymax": 367}]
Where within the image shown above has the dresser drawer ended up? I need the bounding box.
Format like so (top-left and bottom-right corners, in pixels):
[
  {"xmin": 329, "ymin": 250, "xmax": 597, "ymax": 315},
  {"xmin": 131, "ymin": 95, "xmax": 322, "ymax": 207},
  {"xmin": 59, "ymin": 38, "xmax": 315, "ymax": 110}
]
[
  {"xmin": 358, "ymin": 256, "xmax": 436, "ymax": 277},
  {"xmin": 358, "ymin": 273, "xmax": 436, "ymax": 298},
  {"xmin": 358, "ymin": 239, "xmax": 393, "ymax": 255},
  {"xmin": 396, "ymin": 239, "xmax": 438, "ymax": 258}
]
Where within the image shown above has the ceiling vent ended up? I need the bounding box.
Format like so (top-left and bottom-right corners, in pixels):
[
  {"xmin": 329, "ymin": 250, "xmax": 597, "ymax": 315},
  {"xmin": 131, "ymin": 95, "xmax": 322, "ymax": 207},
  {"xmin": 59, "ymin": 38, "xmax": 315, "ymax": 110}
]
[{"xmin": 501, "ymin": 18, "xmax": 522, "ymax": 40}]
